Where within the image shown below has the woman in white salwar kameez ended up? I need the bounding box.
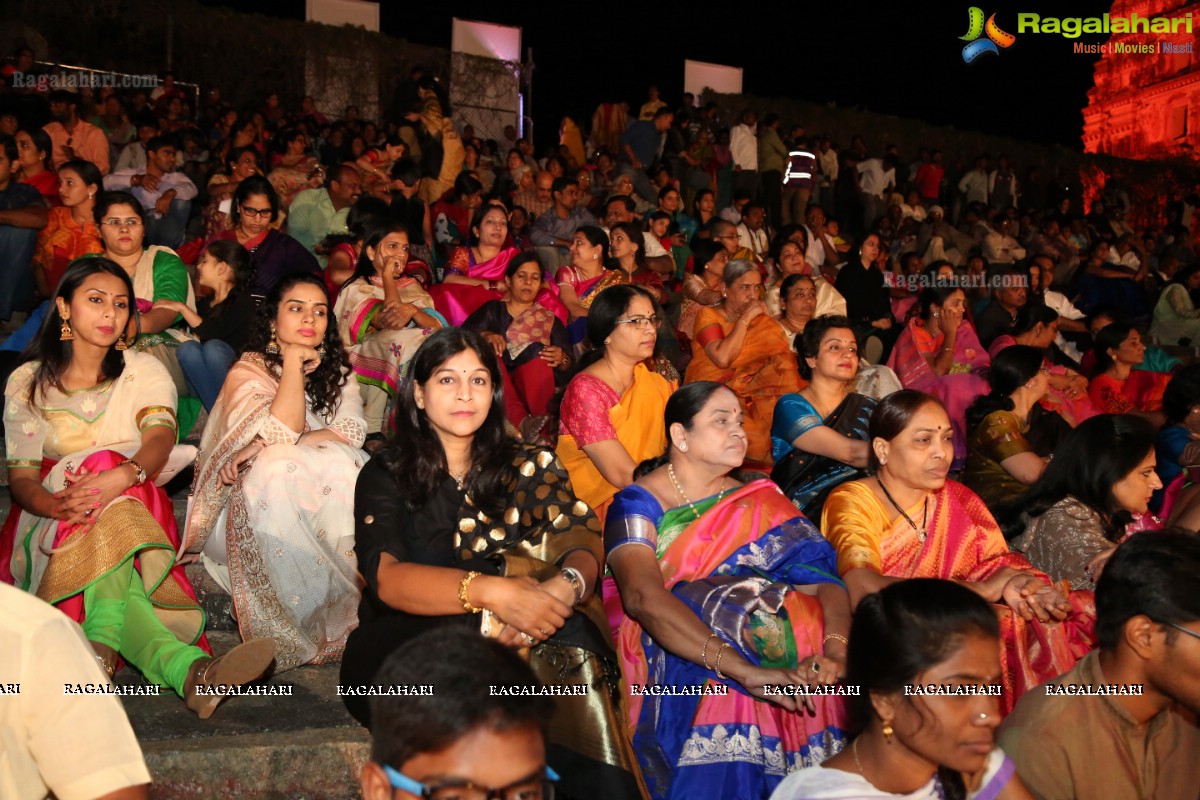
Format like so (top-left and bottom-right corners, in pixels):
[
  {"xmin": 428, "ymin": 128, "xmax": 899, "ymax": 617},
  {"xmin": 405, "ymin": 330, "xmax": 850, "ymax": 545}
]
[{"xmin": 185, "ymin": 273, "xmax": 367, "ymax": 671}]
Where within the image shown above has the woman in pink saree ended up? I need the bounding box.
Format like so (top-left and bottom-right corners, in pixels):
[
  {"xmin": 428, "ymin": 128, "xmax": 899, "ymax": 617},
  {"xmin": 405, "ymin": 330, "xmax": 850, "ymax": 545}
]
[
  {"xmin": 887, "ymin": 285, "xmax": 989, "ymax": 467},
  {"xmin": 606, "ymin": 383, "xmax": 851, "ymax": 800},
  {"xmin": 429, "ymin": 203, "xmax": 566, "ymax": 326},
  {"xmin": 821, "ymin": 390, "xmax": 1095, "ymax": 715},
  {"xmin": 987, "ymin": 303, "xmax": 1100, "ymax": 427},
  {"xmin": 2, "ymin": 259, "xmax": 273, "ymax": 716}
]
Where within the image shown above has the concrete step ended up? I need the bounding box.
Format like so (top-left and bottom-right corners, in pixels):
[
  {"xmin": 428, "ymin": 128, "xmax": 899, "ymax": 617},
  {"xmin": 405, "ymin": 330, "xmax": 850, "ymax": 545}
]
[
  {"xmin": 0, "ymin": 486, "xmax": 370, "ymax": 799},
  {"xmin": 117, "ymin": 631, "xmax": 370, "ymax": 800}
]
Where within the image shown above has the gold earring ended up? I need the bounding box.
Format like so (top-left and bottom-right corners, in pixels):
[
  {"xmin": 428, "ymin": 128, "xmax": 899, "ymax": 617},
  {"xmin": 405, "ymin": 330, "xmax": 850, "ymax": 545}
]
[
  {"xmin": 59, "ymin": 318, "xmax": 74, "ymax": 341},
  {"xmin": 316, "ymin": 343, "xmax": 326, "ymax": 356},
  {"xmin": 265, "ymin": 324, "xmax": 280, "ymax": 355},
  {"xmin": 882, "ymin": 720, "xmax": 894, "ymax": 741},
  {"xmin": 115, "ymin": 334, "xmax": 128, "ymax": 351}
]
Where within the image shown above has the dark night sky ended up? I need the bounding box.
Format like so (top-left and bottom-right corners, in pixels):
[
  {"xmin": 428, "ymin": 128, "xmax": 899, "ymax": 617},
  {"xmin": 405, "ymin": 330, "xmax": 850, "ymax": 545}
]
[{"xmin": 203, "ymin": 1, "xmax": 1109, "ymax": 149}]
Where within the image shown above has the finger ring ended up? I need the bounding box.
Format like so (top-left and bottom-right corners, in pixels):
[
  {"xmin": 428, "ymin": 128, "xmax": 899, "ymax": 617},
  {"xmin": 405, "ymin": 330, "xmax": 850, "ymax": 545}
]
[
  {"xmin": 85, "ymin": 509, "xmax": 94, "ymax": 517},
  {"xmin": 525, "ymin": 633, "xmax": 537, "ymax": 645},
  {"xmin": 811, "ymin": 661, "xmax": 820, "ymax": 673}
]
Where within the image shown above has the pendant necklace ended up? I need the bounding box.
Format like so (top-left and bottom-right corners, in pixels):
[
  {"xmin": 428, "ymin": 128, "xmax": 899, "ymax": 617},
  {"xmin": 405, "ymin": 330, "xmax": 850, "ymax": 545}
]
[{"xmin": 876, "ymin": 476, "xmax": 928, "ymax": 542}]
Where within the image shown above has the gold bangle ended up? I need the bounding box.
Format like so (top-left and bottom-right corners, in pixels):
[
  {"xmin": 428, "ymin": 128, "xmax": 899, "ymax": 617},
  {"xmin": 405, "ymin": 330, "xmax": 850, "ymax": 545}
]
[
  {"xmin": 459, "ymin": 571, "xmax": 483, "ymax": 613},
  {"xmin": 700, "ymin": 632, "xmax": 719, "ymax": 670},
  {"xmin": 823, "ymin": 633, "xmax": 849, "ymax": 649},
  {"xmin": 714, "ymin": 643, "xmax": 731, "ymax": 680}
]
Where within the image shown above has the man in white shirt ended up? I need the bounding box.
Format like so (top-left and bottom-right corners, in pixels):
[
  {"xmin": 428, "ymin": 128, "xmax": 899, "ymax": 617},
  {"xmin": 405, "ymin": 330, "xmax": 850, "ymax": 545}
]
[
  {"xmin": 982, "ymin": 218, "xmax": 1026, "ymax": 264},
  {"xmin": 736, "ymin": 203, "xmax": 770, "ymax": 260},
  {"xmin": 0, "ymin": 583, "xmax": 151, "ymax": 800},
  {"xmin": 103, "ymin": 134, "xmax": 197, "ymax": 249},
  {"xmin": 1031, "ymin": 254, "xmax": 1087, "ymax": 361},
  {"xmin": 803, "ymin": 204, "xmax": 840, "ymax": 275},
  {"xmin": 957, "ymin": 155, "xmax": 990, "ymax": 208},
  {"xmin": 856, "ymin": 155, "xmax": 895, "ymax": 232},
  {"xmin": 729, "ymin": 109, "xmax": 759, "ymax": 205}
]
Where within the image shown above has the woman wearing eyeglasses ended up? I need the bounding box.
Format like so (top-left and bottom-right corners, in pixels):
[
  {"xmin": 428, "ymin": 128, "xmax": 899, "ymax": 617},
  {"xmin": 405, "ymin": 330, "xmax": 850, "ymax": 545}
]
[
  {"xmin": 963, "ymin": 346, "xmax": 1057, "ymax": 514},
  {"xmin": 556, "ymin": 285, "xmax": 673, "ymax": 526},
  {"xmin": 90, "ymin": 190, "xmax": 203, "ymax": 435},
  {"xmin": 684, "ymin": 259, "xmax": 802, "ymax": 471},
  {"xmin": 206, "ymin": 175, "xmax": 319, "ymax": 296}
]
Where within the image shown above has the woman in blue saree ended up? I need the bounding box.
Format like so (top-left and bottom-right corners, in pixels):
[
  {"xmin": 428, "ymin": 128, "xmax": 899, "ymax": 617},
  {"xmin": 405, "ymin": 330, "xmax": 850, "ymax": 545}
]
[{"xmin": 605, "ymin": 382, "xmax": 851, "ymax": 800}]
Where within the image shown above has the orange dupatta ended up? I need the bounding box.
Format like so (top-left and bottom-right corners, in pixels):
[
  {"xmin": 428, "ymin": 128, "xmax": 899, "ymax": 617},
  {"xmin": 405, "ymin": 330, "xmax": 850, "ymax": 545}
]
[
  {"xmin": 685, "ymin": 307, "xmax": 803, "ymax": 467},
  {"xmin": 555, "ymin": 363, "xmax": 672, "ymax": 524}
]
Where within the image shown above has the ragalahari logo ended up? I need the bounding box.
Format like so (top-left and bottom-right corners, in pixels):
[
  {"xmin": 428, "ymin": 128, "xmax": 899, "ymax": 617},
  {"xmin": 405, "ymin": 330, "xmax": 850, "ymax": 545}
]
[{"xmin": 960, "ymin": 7, "xmax": 1017, "ymax": 62}]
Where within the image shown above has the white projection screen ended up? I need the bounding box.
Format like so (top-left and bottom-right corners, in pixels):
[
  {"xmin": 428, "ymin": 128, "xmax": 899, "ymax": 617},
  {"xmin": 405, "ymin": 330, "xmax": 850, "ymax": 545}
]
[
  {"xmin": 451, "ymin": 18, "xmax": 522, "ymax": 62},
  {"xmin": 684, "ymin": 60, "xmax": 744, "ymax": 97}
]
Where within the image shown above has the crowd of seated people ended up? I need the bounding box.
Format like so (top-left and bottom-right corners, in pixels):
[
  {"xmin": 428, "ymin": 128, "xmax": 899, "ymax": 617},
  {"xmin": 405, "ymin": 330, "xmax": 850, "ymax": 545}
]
[{"xmin": 3, "ymin": 74, "xmax": 1200, "ymax": 800}]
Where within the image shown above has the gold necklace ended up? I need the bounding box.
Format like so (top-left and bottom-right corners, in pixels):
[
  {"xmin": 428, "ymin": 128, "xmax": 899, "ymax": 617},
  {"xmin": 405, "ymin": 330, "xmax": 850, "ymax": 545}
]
[
  {"xmin": 667, "ymin": 465, "xmax": 728, "ymax": 520},
  {"xmin": 852, "ymin": 738, "xmax": 867, "ymax": 777}
]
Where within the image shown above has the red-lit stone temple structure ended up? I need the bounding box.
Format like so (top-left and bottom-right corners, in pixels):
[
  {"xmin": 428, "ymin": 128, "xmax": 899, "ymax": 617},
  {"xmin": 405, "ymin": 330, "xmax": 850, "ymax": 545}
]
[{"xmin": 1082, "ymin": 1, "xmax": 1200, "ymax": 159}]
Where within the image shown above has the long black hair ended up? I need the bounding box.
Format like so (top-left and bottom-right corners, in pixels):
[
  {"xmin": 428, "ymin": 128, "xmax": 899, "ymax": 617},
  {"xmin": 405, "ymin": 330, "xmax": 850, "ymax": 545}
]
[
  {"xmin": 964, "ymin": 345, "xmax": 1043, "ymax": 433},
  {"xmin": 999, "ymin": 413, "xmax": 1157, "ymax": 542},
  {"xmin": 847, "ymin": 579, "xmax": 1000, "ymax": 800},
  {"xmin": 242, "ymin": 273, "xmax": 350, "ymax": 421},
  {"xmin": 22, "ymin": 257, "xmax": 140, "ymax": 405},
  {"xmin": 345, "ymin": 217, "xmax": 409, "ymax": 289},
  {"xmin": 378, "ymin": 328, "xmax": 519, "ymax": 516},
  {"xmin": 1162, "ymin": 364, "xmax": 1200, "ymax": 426}
]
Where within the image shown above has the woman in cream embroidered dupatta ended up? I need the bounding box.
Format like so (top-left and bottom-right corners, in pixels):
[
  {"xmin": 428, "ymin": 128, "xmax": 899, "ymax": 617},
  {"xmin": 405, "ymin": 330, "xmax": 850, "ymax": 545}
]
[{"xmin": 186, "ymin": 275, "xmax": 367, "ymax": 671}]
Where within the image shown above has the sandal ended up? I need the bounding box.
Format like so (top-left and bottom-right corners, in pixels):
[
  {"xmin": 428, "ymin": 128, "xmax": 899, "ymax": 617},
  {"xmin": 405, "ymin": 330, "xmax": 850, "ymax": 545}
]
[
  {"xmin": 91, "ymin": 641, "xmax": 119, "ymax": 679},
  {"xmin": 184, "ymin": 638, "xmax": 276, "ymax": 719}
]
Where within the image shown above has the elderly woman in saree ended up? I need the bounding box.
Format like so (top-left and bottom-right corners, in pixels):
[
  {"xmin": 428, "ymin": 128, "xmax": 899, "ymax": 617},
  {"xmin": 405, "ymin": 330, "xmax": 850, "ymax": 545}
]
[
  {"xmin": 463, "ymin": 252, "xmax": 572, "ymax": 439},
  {"xmin": 334, "ymin": 218, "xmax": 446, "ymax": 436},
  {"xmin": 430, "ymin": 202, "xmax": 565, "ymax": 326},
  {"xmin": 340, "ymin": 328, "xmax": 648, "ymax": 800},
  {"xmin": 2, "ymin": 258, "xmax": 273, "ymax": 717},
  {"xmin": 684, "ymin": 259, "xmax": 802, "ymax": 471},
  {"xmin": 886, "ymin": 285, "xmax": 990, "ymax": 468},
  {"xmin": 185, "ymin": 274, "xmax": 367, "ymax": 672},
  {"xmin": 821, "ymin": 391, "xmax": 1095, "ymax": 714},
  {"xmin": 606, "ymin": 382, "xmax": 851, "ymax": 800}
]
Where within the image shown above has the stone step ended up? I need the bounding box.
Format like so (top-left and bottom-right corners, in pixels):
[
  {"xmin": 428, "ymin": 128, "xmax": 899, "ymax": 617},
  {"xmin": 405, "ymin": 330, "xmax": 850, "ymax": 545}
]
[{"xmin": 116, "ymin": 631, "xmax": 370, "ymax": 800}]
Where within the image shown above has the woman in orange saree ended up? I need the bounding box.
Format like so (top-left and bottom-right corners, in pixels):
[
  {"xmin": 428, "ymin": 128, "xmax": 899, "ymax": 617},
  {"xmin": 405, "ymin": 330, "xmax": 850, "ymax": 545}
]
[
  {"xmin": 606, "ymin": 383, "xmax": 850, "ymax": 800},
  {"xmin": 557, "ymin": 286, "xmax": 673, "ymax": 526},
  {"xmin": 821, "ymin": 390, "xmax": 1095, "ymax": 715},
  {"xmin": 685, "ymin": 260, "xmax": 802, "ymax": 471}
]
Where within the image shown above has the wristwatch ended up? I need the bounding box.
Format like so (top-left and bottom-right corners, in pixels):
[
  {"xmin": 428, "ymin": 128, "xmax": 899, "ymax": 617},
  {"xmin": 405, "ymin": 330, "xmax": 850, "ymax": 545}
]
[
  {"xmin": 120, "ymin": 458, "xmax": 147, "ymax": 486},
  {"xmin": 558, "ymin": 567, "xmax": 585, "ymax": 604}
]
